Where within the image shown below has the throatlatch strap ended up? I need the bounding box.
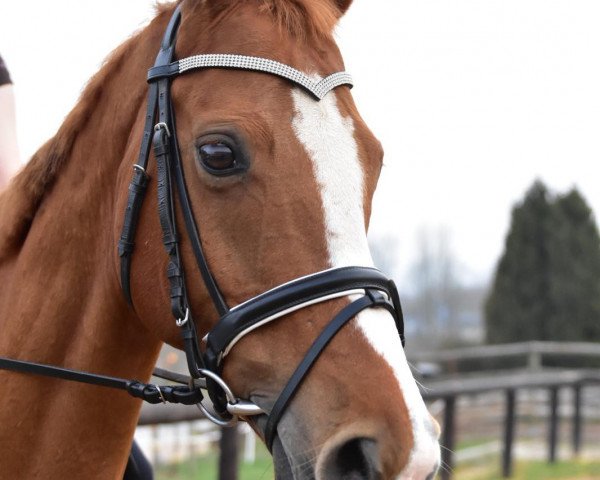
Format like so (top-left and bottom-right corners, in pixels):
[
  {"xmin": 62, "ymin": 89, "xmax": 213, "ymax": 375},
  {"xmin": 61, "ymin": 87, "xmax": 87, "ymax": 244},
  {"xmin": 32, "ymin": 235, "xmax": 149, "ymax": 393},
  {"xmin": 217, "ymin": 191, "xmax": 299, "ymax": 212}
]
[
  {"xmin": 263, "ymin": 290, "xmax": 395, "ymax": 451},
  {"xmin": 118, "ymin": 84, "xmax": 156, "ymax": 305}
]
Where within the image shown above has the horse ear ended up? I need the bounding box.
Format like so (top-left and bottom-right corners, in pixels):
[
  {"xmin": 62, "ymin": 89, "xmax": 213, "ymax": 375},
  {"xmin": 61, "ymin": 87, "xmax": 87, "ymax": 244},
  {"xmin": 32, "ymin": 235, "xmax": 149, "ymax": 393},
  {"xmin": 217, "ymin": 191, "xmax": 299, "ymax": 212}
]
[{"xmin": 334, "ymin": 0, "xmax": 353, "ymax": 16}]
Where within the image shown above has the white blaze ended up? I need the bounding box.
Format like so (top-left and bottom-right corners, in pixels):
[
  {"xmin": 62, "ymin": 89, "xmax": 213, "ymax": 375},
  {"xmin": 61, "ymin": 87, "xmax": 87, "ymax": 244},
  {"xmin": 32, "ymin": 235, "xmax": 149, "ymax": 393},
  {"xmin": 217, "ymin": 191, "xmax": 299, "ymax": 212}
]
[{"xmin": 291, "ymin": 86, "xmax": 440, "ymax": 478}]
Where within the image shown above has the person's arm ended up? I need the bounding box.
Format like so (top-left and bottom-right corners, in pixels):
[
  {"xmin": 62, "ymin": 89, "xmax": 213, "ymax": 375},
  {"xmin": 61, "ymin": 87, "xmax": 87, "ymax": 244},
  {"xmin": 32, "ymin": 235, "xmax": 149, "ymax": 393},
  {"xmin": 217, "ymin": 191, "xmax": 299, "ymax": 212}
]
[{"xmin": 0, "ymin": 56, "xmax": 20, "ymax": 188}]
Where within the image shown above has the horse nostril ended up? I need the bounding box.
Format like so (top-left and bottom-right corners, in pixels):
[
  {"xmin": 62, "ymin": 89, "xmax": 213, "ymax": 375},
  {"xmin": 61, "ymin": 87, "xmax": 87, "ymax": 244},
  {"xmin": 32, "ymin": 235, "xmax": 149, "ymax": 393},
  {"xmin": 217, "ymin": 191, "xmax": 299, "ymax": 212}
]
[{"xmin": 321, "ymin": 437, "xmax": 381, "ymax": 480}]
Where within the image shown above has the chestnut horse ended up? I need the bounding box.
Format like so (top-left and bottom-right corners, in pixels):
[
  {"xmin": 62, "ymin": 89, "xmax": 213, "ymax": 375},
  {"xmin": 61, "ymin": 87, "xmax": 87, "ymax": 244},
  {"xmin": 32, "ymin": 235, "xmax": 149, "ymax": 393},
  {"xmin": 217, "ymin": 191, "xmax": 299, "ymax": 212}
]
[{"xmin": 0, "ymin": 1, "xmax": 439, "ymax": 478}]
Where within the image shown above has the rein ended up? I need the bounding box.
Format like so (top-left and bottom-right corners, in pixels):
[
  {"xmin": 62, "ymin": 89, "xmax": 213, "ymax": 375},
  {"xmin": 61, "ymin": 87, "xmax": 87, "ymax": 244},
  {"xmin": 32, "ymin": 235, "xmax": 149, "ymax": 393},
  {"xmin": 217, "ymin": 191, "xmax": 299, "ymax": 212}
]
[{"xmin": 0, "ymin": 5, "xmax": 404, "ymax": 452}]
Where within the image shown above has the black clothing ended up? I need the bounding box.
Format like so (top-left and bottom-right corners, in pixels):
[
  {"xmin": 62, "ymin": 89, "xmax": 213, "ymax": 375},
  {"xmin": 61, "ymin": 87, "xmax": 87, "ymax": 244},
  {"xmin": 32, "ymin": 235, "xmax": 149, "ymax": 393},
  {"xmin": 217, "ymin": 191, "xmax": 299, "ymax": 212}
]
[
  {"xmin": 0, "ymin": 55, "xmax": 12, "ymax": 86},
  {"xmin": 123, "ymin": 441, "xmax": 154, "ymax": 480}
]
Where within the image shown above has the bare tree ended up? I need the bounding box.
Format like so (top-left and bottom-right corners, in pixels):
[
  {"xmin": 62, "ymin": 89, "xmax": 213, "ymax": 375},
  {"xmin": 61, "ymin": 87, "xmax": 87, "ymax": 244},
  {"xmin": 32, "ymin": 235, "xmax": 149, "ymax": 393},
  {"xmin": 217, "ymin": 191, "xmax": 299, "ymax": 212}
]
[{"xmin": 406, "ymin": 227, "xmax": 485, "ymax": 348}]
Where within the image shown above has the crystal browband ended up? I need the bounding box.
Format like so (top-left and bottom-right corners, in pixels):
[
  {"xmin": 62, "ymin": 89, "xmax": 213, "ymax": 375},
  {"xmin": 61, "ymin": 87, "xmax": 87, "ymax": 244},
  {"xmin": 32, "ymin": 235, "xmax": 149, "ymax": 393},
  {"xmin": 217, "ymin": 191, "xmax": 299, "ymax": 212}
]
[{"xmin": 147, "ymin": 53, "xmax": 353, "ymax": 100}]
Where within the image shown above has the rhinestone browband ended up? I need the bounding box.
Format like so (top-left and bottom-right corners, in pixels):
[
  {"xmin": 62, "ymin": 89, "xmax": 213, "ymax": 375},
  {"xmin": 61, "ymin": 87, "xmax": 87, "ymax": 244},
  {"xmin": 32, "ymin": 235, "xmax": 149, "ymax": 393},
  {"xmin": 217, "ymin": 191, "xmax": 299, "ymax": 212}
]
[{"xmin": 148, "ymin": 53, "xmax": 353, "ymax": 100}]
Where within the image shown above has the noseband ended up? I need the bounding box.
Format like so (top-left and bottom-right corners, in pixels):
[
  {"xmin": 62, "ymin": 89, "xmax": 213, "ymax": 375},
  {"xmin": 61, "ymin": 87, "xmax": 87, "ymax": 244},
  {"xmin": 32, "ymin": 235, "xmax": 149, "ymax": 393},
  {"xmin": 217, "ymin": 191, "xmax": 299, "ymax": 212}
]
[{"xmin": 0, "ymin": 6, "xmax": 404, "ymax": 451}]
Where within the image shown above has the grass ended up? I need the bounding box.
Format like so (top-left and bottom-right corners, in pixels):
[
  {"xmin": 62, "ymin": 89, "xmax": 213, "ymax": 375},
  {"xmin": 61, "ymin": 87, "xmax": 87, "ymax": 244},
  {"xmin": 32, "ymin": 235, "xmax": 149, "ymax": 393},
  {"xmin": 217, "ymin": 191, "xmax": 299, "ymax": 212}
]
[
  {"xmin": 155, "ymin": 435, "xmax": 600, "ymax": 480},
  {"xmin": 157, "ymin": 454, "xmax": 600, "ymax": 480},
  {"xmin": 156, "ymin": 447, "xmax": 275, "ymax": 480},
  {"xmin": 453, "ymin": 459, "xmax": 600, "ymax": 480},
  {"xmin": 456, "ymin": 437, "xmax": 497, "ymax": 450}
]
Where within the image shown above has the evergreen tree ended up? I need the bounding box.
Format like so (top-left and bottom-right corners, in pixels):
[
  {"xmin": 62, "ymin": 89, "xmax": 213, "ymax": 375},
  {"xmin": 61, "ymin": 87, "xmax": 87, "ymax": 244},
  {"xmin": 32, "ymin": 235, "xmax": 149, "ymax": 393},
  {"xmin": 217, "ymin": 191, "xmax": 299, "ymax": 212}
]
[
  {"xmin": 547, "ymin": 189, "xmax": 600, "ymax": 340},
  {"xmin": 486, "ymin": 181, "xmax": 557, "ymax": 343},
  {"xmin": 486, "ymin": 181, "xmax": 600, "ymax": 343}
]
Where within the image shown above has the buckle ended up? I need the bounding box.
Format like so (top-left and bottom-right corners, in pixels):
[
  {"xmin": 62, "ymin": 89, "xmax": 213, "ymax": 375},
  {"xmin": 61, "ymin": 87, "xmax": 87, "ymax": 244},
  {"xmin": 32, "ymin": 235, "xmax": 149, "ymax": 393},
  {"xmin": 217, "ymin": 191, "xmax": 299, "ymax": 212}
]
[
  {"xmin": 176, "ymin": 308, "xmax": 189, "ymax": 327},
  {"xmin": 154, "ymin": 122, "xmax": 171, "ymax": 137}
]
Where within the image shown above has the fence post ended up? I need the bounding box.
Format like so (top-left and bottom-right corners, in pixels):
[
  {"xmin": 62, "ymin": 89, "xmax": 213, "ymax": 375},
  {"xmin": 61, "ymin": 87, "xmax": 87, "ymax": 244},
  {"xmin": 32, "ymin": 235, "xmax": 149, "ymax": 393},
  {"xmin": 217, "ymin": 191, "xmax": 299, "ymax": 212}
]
[
  {"xmin": 152, "ymin": 425, "xmax": 160, "ymax": 466},
  {"xmin": 572, "ymin": 384, "xmax": 582, "ymax": 456},
  {"xmin": 441, "ymin": 396, "xmax": 456, "ymax": 480},
  {"xmin": 189, "ymin": 422, "xmax": 196, "ymax": 476},
  {"xmin": 219, "ymin": 425, "xmax": 239, "ymax": 480},
  {"xmin": 502, "ymin": 389, "xmax": 516, "ymax": 478},
  {"xmin": 548, "ymin": 387, "xmax": 559, "ymax": 463},
  {"xmin": 527, "ymin": 351, "xmax": 542, "ymax": 370}
]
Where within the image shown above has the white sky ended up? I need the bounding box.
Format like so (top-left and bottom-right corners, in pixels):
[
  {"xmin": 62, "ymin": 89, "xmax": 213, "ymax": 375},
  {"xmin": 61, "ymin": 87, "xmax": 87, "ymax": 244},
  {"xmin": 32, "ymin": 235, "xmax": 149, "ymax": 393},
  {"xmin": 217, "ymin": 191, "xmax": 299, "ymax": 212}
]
[{"xmin": 1, "ymin": 1, "xmax": 599, "ymax": 285}]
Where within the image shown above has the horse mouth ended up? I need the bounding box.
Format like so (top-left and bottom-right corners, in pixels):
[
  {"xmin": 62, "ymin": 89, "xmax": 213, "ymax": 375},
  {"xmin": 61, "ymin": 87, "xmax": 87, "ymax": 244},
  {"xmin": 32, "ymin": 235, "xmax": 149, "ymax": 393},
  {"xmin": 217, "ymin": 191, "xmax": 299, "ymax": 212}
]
[
  {"xmin": 251, "ymin": 412, "xmax": 315, "ymax": 480},
  {"xmin": 272, "ymin": 434, "xmax": 311, "ymax": 480},
  {"xmin": 259, "ymin": 423, "xmax": 384, "ymax": 480},
  {"xmin": 251, "ymin": 411, "xmax": 390, "ymax": 480}
]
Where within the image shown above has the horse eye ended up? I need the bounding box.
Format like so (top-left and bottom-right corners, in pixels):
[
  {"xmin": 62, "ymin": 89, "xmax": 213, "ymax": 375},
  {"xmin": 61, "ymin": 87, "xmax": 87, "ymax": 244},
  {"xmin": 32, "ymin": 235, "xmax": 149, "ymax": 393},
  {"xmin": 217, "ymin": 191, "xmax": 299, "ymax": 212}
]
[{"xmin": 198, "ymin": 142, "xmax": 236, "ymax": 173}]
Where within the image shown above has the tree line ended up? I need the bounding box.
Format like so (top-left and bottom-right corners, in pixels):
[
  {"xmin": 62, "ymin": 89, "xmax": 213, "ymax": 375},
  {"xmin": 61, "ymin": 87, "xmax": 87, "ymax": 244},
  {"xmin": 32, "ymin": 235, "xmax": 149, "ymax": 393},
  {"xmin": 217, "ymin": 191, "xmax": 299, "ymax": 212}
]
[{"xmin": 486, "ymin": 180, "xmax": 600, "ymax": 344}]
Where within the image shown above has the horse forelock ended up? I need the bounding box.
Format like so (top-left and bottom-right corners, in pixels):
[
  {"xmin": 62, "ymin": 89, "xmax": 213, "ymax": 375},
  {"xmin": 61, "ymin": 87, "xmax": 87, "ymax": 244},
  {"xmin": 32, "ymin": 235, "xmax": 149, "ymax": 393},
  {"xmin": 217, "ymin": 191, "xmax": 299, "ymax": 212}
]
[
  {"xmin": 195, "ymin": 0, "xmax": 343, "ymax": 41},
  {"xmin": 258, "ymin": 0, "xmax": 342, "ymax": 39}
]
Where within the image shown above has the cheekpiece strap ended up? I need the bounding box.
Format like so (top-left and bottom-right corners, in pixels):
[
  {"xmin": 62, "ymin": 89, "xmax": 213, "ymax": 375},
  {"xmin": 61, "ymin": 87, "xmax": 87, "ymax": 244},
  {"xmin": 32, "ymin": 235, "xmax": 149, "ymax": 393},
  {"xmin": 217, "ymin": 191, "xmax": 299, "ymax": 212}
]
[{"xmin": 118, "ymin": 6, "xmax": 183, "ymax": 305}]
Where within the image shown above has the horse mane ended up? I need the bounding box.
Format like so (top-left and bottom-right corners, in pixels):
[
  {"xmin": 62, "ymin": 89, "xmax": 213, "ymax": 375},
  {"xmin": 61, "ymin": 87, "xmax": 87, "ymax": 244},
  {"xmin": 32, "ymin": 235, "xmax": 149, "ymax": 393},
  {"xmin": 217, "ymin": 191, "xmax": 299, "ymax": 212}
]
[{"xmin": 0, "ymin": 5, "xmax": 175, "ymax": 257}]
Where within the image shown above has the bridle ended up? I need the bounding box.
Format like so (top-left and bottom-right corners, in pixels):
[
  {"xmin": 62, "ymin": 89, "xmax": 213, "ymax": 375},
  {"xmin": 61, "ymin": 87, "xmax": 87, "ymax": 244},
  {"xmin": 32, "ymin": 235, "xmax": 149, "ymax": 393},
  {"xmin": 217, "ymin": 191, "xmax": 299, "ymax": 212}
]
[{"xmin": 0, "ymin": 6, "xmax": 404, "ymax": 451}]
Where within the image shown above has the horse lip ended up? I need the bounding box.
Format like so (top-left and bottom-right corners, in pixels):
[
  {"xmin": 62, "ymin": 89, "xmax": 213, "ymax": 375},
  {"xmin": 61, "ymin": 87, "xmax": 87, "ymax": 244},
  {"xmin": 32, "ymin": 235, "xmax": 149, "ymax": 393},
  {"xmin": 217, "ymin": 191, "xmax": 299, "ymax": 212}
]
[
  {"xmin": 247, "ymin": 394, "xmax": 271, "ymax": 430},
  {"xmin": 247, "ymin": 410, "xmax": 269, "ymax": 438},
  {"xmin": 272, "ymin": 434, "xmax": 298, "ymax": 480},
  {"xmin": 247, "ymin": 399, "xmax": 316, "ymax": 480},
  {"xmin": 249, "ymin": 417, "xmax": 296, "ymax": 479}
]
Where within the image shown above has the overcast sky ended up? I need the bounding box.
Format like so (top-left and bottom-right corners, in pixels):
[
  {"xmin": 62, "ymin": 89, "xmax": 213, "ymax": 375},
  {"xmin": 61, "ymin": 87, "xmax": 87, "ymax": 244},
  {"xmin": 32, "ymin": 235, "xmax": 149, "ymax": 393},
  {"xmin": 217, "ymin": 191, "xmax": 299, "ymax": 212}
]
[{"xmin": 1, "ymin": 1, "xmax": 599, "ymax": 286}]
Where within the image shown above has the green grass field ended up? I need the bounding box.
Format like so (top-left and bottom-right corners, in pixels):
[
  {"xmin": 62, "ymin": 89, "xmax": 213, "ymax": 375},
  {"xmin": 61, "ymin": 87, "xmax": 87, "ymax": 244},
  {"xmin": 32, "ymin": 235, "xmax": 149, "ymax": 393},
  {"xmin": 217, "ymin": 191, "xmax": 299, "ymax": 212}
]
[
  {"xmin": 453, "ymin": 459, "xmax": 600, "ymax": 480},
  {"xmin": 157, "ymin": 452, "xmax": 600, "ymax": 480},
  {"xmin": 156, "ymin": 450, "xmax": 275, "ymax": 480}
]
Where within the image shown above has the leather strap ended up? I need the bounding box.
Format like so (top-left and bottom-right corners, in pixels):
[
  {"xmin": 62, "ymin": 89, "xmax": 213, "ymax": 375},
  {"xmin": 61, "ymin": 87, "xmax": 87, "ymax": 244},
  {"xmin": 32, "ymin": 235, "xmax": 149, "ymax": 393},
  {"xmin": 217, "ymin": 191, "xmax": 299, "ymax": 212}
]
[
  {"xmin": 263, "ymin": 290, "xmax": 395, "ymax": 450},
  {"xmin": 168, "ymin": 99, "xmax": 229, "ymax": 316},
  {"xmin": 150, "ymin": 8, "xmax": 231, "ymax": 417},
  {"xmin": 0, "ymin": 357, "xmax": 203, "ymax": 406},
  {"xmin": 147, "ymin": 62, "xmax": 180, "ymax": 81},
  {"xmin": 119, "ymin": 3, "xmax": 228, "ymax": 317},
  {"xmin": 153, "ymin": 75, "xmax": 210, "ymax": 385},
  {"xmin": 204, "ymin": 267, "xmax": 404, "ymax": 373},
  {"xmin": 118, "ymin": 5, "xmax": 182, "ymax": 305},
  {"xmin": 154, "ymin": 83, "xmax": 186, "ymax": 321},
  {"xmin": 118, "ymin": 164, "xmax": 149, "ymax": 305}
]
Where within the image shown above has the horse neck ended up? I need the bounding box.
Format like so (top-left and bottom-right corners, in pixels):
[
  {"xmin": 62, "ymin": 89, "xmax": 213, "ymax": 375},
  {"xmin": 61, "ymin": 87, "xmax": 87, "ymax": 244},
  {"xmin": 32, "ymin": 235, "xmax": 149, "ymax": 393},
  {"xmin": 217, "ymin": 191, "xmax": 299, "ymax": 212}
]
[{"xmin": 0, "ymin": 21, "xmax": 166, "ymax": 479}]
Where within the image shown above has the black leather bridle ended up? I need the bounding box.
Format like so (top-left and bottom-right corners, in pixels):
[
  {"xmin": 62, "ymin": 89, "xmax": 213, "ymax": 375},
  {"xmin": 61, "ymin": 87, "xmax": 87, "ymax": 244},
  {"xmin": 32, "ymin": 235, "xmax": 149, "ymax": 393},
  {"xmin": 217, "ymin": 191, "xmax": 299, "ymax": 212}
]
[{"xmin": 0, "ymin": 5, "xmax": 404, "ymax": 451}]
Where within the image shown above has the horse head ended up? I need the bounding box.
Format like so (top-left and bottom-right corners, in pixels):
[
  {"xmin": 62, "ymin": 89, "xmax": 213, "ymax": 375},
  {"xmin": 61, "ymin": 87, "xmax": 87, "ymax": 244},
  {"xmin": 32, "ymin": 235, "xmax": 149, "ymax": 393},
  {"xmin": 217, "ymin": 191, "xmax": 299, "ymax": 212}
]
[
  {"xmin": 0, "ymin": 1, "xmax": 439, "ymax": 479},
  {"xmin": 121, "ymin": 1, "xmax": 440, "ymax": 478}
]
